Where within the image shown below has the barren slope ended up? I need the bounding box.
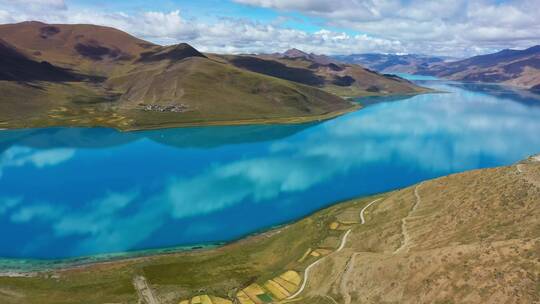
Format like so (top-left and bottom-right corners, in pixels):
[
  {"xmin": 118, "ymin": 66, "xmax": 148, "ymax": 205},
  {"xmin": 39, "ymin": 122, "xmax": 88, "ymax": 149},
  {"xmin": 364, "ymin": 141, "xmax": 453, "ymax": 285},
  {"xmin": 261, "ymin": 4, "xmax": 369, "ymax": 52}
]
[
  {"xmin": 0, "ymin": 21, "xmax": 156, "ymax": 76},
  {"xmin": 218, "ymin": 50, "xmax": 430, "ymax": 98},
  {"xmin": 298, "ymin": 156, "xmax": 540, "ymax": 304}
]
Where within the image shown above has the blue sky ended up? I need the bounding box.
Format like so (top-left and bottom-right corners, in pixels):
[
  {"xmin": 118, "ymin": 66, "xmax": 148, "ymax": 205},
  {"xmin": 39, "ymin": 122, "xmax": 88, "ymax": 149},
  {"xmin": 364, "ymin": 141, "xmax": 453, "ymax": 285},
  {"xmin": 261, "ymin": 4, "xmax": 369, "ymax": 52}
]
[{"xmin": 0, "ymin": 0, "xmax": 538, "ymax": 56}]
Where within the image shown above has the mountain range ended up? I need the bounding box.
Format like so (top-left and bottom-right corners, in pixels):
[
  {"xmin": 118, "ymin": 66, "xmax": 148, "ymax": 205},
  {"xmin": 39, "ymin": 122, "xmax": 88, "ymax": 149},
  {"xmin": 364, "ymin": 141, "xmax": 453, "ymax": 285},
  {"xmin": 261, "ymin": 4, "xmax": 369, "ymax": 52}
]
[
  {"xmin": 0, "ymin": 22, "xmax": 428, "ymax": 130},
  {"xmin": 219, "ymin": 48, "xmax": 427, "ymax": 98},
  {"xmin": 419, "ymin": 45, "xmax": 540, "ymax": 91},
  {"xmin": 332, "ymin": 53, "xmax": 450, "ymax": 74},
  {"xmin": 334, "ymin": 46, "xmax": 540, "ymax": 92}
]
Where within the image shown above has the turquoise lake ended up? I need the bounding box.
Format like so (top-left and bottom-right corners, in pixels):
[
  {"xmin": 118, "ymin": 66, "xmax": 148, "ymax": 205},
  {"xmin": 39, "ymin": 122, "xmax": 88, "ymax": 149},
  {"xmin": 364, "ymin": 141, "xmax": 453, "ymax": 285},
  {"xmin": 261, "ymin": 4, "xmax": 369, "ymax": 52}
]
[{"xmin": 1, "ymin": 78, "xmax": 540, "ymax": 263}]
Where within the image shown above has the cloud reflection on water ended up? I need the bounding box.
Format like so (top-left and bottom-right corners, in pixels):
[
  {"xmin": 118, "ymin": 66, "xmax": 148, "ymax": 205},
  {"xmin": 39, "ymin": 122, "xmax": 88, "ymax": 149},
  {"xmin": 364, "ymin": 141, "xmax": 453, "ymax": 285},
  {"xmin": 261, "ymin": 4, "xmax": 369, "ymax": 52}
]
[
  {"xmin": 1, "ymin": 82, "xmax": 540, "ymax": 258},
  {"xmin": 0, "ymin": 146, "xmax": 75, "ymax": 178}
]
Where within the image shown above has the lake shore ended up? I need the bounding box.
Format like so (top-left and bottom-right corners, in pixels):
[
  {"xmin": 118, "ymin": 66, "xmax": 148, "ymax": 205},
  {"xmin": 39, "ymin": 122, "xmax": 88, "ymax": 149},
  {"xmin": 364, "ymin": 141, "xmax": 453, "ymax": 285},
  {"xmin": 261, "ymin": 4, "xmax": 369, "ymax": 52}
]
[
  {"xmin": 0, "ymin": 103, "xmax": 362, "ymax": 132},
  {"xmin": 0, "ymin": 193, "xmax": 387, "ymax": 303},
  {"xmin": 0, "ymin": 193, "xmax": 379, "ymax": 274}
]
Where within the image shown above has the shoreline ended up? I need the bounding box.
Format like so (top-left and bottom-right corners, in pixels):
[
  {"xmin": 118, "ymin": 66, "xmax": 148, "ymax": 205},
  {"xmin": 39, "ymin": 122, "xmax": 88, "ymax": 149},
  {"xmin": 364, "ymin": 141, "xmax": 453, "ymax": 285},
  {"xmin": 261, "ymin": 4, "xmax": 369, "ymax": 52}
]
[
  {"xmin": 0, "ymin": 89, "xmax": 441, "ymax": 132},
  {"xmin": 121, "ymin": 104, "xmax": 362, "ymax": 132},
  {"xmin": 0, "ymin": 242, "xmax": 222, "ymax": 275},
  {"xmin": 0, "ymin": 104, "xmax": 361, "ymax": 132},
  {"xmin": 0, "ymin": 192, "xmax": 385, "ymax": 275},
  {"xmin": 0, "ymin": 87, "xmax": 448, "ymax": 132}
]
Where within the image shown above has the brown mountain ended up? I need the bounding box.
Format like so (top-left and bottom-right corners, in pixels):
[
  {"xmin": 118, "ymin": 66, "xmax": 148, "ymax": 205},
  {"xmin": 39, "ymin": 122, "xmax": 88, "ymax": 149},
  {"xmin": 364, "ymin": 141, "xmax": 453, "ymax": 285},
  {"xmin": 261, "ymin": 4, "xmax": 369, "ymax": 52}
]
[
  {"xmin": 281, "ymin": 48, "xmax": 337, "ymax": 65},
  {"xmin": 0, "ymin": 38, "xmax": 77, "ymax": 82},
  {"xmin": 0, "ymin": 21, "xmax": 157, "ymax": 76},
  {"xmin": 420, "ymin": 45, "xmax": 540, "ymax": 91},
  {"xmin": 0, "ymin": 22, "xmax": 356, "ymax": 130},
  {"xmin": 136, "ymin": 43, "xmax": 206, "ymax": 62},
  {"xmin": 219, "ymin": 49, "xmax": 429, "ymax": 97}
]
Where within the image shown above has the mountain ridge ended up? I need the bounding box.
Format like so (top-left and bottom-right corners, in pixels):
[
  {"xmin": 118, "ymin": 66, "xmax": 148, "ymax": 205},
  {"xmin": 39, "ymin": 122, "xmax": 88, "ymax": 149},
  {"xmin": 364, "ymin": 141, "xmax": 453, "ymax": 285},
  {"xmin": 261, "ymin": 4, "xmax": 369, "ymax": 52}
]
[
  {"xmin": 0, "ymin": 21, "xmax": 359, "ymax": 130},
  {"xmin": 418, "ymin": 45, "xmax": 540, "ymax": 91},
  {"xmin": 219, "ymin": 48, "xmax": 429, "ymax": 97},
  {"xmin": 332, "ymin": 53, "xmax": 449, "ymax": 74}
]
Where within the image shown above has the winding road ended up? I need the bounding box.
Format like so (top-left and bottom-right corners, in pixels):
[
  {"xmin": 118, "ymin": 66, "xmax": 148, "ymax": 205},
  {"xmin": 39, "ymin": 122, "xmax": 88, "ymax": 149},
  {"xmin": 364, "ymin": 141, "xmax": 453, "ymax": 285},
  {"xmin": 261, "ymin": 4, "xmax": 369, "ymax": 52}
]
[
  {"xmin": 286, "ymin": 198, "xmax": 382, "ymax": 300},
  {"xmin": 393, "ymin": 183, "xmax": 422, "ymax": 254}
]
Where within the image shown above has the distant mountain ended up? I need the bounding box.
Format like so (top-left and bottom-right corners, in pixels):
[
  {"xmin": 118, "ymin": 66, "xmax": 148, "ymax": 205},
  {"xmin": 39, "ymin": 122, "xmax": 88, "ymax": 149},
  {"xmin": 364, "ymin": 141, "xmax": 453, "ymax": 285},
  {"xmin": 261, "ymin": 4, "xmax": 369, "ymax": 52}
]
[
  {"xmin": 332, "ymin": 53, "xmax": 449, "ymax": 74},
  {"xmin": 220, "ymin": 49, "xmax": 429, "ymax": 97},
  {"xmin": 420, "ymin": 45, "xmax": 540, "ymax": 91},
  {"xmin": 0, "ymin": 22, "xmax": 354, "ymax": 130},
  {"xmin": 280, "ymin": 48, "xmax": 338, "ymax": 65}
]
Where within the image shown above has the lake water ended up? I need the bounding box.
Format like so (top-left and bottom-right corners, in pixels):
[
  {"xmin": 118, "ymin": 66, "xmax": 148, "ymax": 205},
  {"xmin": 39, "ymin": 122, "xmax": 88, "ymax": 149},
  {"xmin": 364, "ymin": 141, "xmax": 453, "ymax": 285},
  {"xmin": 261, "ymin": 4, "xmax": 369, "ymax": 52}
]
[{"xmin": 1, "ymin": 78, "xmax": 540, "ymax": 263}]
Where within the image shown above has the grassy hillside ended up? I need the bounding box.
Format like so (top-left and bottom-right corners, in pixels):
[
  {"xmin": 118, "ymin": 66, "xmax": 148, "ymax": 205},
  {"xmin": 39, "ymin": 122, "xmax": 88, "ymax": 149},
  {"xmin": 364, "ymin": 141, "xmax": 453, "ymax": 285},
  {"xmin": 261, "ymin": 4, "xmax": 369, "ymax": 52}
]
[
  {"xmin": 218, "ymin": 50, "xmax": 430, "ymax": 98},
  {"xmin": 298, "ymin": 156, "xmax": 540, "ymax": 304},
  {"xmin": 1, "ymin": 156, "xmax": 538, "ymax": 303},
  {"xmin": 0, "ymin": 22, "xmax": 357, "ymax": 130}
]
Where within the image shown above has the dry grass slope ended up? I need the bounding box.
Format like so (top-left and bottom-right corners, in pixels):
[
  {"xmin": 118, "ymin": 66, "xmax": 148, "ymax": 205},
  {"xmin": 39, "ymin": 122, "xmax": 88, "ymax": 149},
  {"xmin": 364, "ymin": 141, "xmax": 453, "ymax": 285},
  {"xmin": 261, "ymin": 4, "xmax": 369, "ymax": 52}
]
[{"xmin": 299, "ymin": 158, "xmax": 540, "ymax": 304}]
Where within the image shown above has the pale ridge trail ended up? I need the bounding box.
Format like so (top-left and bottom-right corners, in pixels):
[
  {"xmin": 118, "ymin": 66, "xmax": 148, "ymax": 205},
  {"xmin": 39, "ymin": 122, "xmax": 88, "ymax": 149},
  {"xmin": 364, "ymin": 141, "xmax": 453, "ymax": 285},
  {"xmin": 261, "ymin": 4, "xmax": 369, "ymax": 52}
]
[
  {"xmin": 287, "ymin": 198, "xmax": 382, "ymax": 300},
  {"xmin": 339, "ymin": 198, "xmax": 382, "ymax": 304},
  {"xmin": 340, "ymin": 252, "xmax": 359, "ymax": 304},
  {"xmin": 133, "ymin": 275, "xmax": 160, "ymax": 304},
  {"xmin": 517, "ymin": 158, "xmax": 540, "ymax": 188},
  {"xmin": 394, "ymin": 183, "xmax": 422, "ymax": 254}
]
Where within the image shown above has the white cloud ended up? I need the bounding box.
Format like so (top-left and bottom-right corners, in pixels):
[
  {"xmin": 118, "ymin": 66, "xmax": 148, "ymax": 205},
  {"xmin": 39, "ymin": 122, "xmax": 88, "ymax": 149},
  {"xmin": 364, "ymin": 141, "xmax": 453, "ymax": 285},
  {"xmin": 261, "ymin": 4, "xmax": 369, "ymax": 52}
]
[
  {"xmin": 0, "ymin": 0, "xmax": 469, "ymax": 55},
  {"xmin": 0, "ymin": 9, "xmax": 14, "ymax": 24},
  {"xmin": 0, "ymin": 0, "xmax": 66, "ymax": 13},
  {"xmin": 234, "ymin": 0, "xmax": 540, "ymax": 56},
  {"xmin": 0, "ymin": 3, "xmax": 406, "ymax": 54}
]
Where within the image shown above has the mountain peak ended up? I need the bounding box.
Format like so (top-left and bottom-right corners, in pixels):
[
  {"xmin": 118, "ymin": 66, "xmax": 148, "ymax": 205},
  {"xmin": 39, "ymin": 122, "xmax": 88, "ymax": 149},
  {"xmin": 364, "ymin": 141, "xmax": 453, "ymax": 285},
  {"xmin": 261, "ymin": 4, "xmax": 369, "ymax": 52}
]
[
  {"xmin": 283, "ymin": 48, "xmax": 309, "ymax": 58},
  {"xmin": 137, "ymin": 42, "xmax": 206, "ymax": 63}
]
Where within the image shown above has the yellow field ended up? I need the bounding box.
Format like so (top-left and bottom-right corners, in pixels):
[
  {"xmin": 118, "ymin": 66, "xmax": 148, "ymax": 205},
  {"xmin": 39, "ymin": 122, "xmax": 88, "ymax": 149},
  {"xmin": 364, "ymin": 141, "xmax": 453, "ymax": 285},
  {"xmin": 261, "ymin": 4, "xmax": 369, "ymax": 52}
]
[
  {"xmin": 279, "ymin": 271, "xmax": 301, "ymax": 286},
  {"xmin": 236, "ymin": 291, "xmax": 255, "ymax": 304},
  {"xmin": 273, "ymin": 277, "xmax": 298, "ymax": 293},
  {"xmin": 264, "ymin": 279, "xmax": 290, "ymax": 299}
]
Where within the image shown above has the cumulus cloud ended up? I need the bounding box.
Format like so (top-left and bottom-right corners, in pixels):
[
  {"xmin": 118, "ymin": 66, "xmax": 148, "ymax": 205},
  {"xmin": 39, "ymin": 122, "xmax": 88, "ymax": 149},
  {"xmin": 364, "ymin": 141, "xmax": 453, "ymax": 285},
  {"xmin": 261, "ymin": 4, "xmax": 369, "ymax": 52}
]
[
  {"xmin": 0, "ymin": 4, "xmax": 401, "ymax": 54},
  {"xmin": 1, "ymin": 0, "xmax": 539, "ymax": 56},
  {"xmin": 235, "ymin": 0, "xmax": 540, "ymax": 56},
  {"xmin": 1, "ymin": 0, "xmax": 66, "ymax": 9}
]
